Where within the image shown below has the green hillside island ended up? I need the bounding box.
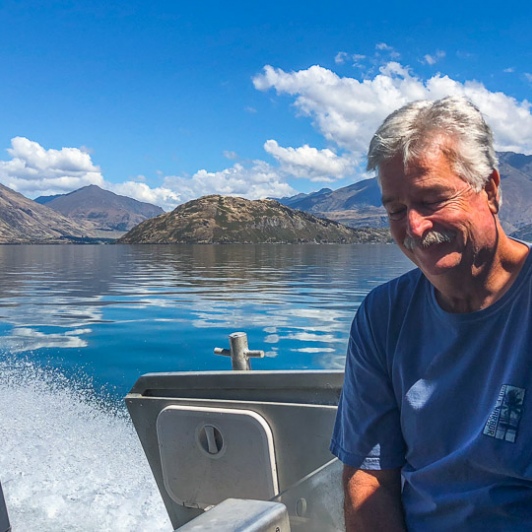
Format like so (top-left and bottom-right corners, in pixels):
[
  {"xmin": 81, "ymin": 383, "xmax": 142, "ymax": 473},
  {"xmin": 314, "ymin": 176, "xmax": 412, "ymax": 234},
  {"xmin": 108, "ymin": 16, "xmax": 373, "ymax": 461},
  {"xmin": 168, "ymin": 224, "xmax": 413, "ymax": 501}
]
[{"xmin": 117, "ymin": 195, "xmax": 391, "ymax": 244}]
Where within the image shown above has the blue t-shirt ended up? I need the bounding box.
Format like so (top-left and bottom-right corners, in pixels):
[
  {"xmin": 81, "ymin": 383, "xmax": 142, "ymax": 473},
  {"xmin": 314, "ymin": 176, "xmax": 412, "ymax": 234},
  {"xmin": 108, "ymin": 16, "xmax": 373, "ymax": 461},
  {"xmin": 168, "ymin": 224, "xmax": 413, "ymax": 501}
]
[{"xmin": 330, "ymin": 249, "xmax": 532, "ymax": 531}]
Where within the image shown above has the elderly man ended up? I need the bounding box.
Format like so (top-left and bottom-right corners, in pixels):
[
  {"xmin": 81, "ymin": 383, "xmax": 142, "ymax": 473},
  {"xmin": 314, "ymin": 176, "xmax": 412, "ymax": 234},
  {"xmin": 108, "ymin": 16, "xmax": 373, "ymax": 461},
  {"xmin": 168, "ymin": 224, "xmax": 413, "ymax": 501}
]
[{"xmin": 330, "ymin": 96, "xmax": 532, "ymax": 531}]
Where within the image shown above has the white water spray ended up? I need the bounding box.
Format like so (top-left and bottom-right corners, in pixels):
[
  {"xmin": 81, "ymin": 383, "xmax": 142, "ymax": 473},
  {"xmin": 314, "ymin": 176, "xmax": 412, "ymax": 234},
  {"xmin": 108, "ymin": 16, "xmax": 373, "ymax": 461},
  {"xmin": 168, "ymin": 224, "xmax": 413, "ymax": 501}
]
[{"xmin": 0, "ymin": 357, "xmax": 171, "ymax": 532}]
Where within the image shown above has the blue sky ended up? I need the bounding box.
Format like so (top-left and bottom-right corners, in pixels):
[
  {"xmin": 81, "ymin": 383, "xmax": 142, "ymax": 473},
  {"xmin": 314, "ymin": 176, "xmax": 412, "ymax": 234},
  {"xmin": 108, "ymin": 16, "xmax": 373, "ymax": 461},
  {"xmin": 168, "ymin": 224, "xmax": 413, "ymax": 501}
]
[{"xmin": 1, "ymin": 0, "xmax": 532, "ymax": 210}]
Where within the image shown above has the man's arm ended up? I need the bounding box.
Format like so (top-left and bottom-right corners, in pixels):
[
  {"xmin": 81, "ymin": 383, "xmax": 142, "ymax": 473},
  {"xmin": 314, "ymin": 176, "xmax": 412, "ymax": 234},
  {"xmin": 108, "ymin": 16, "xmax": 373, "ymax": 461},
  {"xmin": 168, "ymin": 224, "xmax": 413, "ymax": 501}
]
[{"xmin": 342, "ymin": 465, "xmax": 406, "ymax": 532}]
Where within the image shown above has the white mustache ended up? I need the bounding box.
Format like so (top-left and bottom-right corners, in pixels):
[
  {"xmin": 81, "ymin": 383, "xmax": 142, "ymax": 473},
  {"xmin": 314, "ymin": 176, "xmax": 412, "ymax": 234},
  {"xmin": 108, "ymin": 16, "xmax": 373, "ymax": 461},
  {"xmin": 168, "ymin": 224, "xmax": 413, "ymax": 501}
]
[{"xmin": 403, "ymin": 230, "xmax": 454, "ymax": 252}]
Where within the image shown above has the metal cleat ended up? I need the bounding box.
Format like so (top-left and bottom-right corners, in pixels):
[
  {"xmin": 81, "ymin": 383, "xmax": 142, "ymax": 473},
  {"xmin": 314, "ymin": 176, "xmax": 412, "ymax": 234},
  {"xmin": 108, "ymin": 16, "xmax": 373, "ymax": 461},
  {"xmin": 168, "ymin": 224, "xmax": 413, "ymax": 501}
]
[{"xmin": 214, "ymin": 332, "xmax": 265, "ymax": 370}]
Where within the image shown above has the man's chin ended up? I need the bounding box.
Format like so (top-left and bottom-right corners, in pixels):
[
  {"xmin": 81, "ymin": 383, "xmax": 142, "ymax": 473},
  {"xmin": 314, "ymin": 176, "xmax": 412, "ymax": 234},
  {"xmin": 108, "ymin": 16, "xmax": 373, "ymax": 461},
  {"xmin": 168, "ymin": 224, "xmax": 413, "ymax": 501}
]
[{"xmin": 417, "ymin": 252, "xmax": 463, "ymax": 276}]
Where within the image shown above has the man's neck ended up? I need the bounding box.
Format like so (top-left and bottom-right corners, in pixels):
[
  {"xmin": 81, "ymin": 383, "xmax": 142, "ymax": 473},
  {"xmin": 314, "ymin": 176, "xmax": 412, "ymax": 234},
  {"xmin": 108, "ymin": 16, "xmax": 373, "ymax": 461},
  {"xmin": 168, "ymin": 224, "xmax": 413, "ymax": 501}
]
[{"xmin": 431, "ymin": 237, "xmax": 529, "ymax": 314}]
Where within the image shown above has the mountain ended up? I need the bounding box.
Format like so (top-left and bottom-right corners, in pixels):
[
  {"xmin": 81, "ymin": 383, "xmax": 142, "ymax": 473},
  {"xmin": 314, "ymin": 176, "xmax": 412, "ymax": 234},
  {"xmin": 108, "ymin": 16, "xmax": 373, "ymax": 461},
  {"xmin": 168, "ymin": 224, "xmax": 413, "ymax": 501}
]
[
  {"xmin": 276, "ymin": 179, "xmax": 387, "ymax": 228},
  {"xmin": 276, "ymin": 152, "xmax": 532, "ymax": 234},
  {"xmin": 35, "ymin": 185, "xmax": 164, "ymax": 235},
  {"xmin": 277, "ymin": 188, "xmax": 334, "ymax": 210},
  {"xmin": 496, "ymin": 153, "xmax": 532, "ymax": 233},
  {"xmin": 118, "ymin": 194, "xmax": 391, "ymax": 244},
  {"xmin": 0, "ymin": 183, "xmax": 91, "ymax": 243},
  {"xmin": 498, "ymin": 152, "xmax": 532, "ymax": 175}
]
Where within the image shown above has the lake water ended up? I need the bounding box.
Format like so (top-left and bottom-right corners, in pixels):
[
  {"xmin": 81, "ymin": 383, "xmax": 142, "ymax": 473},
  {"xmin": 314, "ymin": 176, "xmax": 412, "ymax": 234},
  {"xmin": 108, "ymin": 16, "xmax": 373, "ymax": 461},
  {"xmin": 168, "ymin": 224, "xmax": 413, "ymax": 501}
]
[{"xmin": 0, "ymin": 243, "xmax": 412, "ymax": 531}]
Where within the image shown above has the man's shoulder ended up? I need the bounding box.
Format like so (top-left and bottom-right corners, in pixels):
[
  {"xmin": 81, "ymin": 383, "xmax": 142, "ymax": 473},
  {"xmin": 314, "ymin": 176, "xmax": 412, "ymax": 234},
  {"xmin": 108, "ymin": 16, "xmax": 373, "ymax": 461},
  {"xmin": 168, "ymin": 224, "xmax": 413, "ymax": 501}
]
[{"xmin": 356, "ymin": 267, "xmax": 427, "ymax": 327}]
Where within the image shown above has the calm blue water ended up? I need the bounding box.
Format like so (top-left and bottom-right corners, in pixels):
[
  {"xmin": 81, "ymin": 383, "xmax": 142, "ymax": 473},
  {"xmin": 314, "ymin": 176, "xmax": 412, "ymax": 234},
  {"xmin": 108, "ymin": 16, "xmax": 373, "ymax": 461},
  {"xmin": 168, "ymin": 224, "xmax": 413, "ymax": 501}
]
[{"xmin": 0, "ymin": 244, "xmax": 412, "ymax": 531}]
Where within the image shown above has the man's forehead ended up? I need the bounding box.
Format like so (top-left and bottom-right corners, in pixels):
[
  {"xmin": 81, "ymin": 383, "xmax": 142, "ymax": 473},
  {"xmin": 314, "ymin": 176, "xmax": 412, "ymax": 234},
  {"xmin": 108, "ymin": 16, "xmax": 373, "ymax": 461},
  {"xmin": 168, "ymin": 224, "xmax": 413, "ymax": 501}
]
[
  {"xmin": 381, "ymin": 180, "xmax": 456, "ymax": 205},
  {"xmin": 379, "ymin": 152, "xmax": 468, "ymax": 204},
  {"xmin": 378, "ymin": 154, "xmax": 437, "ymax": 185}
]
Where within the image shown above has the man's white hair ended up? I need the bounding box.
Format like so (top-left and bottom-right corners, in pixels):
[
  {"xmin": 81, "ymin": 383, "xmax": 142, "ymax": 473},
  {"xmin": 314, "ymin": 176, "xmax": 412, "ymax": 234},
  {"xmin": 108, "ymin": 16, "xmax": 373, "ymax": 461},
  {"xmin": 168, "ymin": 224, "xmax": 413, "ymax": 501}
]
[{"xmin": 367, "ymin": 96, "xmax": 498, "ymax": 193}]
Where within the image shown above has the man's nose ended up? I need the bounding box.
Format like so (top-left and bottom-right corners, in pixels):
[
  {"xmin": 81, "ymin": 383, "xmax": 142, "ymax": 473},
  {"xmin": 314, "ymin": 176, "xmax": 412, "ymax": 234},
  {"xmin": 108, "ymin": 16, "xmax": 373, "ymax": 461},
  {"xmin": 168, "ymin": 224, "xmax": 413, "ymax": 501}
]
[{"xmin": 407, "ymin": 208, "xmax": 432, "ymax": 238}]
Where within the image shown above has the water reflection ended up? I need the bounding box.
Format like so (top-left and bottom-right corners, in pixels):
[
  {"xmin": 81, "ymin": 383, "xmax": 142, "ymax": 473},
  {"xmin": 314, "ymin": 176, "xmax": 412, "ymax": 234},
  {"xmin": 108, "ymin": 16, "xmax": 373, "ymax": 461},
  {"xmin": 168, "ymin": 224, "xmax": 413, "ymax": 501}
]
[
  {"xmin": 0, "ymin": 244, "xmax": 412, "ymax": 392},
  {"xmin": 0, "ymin": 244, "xmax": 414, "ymax": 532}
]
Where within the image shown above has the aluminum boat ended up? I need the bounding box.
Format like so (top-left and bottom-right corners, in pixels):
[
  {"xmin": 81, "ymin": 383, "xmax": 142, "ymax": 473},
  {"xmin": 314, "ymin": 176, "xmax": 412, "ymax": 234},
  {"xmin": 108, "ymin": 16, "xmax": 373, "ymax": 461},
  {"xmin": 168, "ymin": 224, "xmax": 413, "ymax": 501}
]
[{"xmin": 127, "ymin": 332, "xmax": 345, "ymax": 531}]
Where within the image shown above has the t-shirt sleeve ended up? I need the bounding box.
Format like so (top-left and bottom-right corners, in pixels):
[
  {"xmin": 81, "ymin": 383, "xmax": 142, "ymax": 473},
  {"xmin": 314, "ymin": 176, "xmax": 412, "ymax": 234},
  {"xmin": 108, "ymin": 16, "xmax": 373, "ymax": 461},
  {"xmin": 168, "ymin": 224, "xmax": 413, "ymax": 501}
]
[{"xmin": 330, "ymin": 294, "xmax": 406, "ymax": 470}]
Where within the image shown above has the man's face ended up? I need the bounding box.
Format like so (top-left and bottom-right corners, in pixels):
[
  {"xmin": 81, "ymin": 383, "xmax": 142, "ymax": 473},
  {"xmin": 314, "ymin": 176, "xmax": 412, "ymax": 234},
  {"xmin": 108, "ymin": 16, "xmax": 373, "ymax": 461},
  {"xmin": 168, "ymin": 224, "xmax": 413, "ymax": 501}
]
[{"xmin": 379, "ymin": 143, "xmax": 499, "ymax": 279}]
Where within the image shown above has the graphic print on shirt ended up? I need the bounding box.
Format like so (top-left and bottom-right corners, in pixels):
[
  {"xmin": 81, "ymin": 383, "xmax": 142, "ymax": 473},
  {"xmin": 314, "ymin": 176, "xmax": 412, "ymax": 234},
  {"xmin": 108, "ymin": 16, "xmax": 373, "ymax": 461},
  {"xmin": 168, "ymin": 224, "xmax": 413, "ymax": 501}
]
[{"xmin": 483, "ymin": 384, "xmax": 526, "ymax": 443}]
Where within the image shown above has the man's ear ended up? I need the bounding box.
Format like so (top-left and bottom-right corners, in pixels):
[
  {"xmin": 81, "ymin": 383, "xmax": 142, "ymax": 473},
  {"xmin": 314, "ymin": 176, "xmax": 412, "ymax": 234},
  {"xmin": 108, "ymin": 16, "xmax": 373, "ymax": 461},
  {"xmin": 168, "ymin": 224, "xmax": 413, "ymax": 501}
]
[{"xmin": 484, "ymin": 170, "xmax": 501, "ymax": 214}]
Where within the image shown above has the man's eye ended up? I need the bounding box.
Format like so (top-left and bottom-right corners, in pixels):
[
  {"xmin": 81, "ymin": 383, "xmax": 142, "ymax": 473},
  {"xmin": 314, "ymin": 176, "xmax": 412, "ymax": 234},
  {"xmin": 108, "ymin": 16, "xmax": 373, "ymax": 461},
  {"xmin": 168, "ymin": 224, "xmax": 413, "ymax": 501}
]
[
  {"xmin": 424, "ymin": 199, "xmax": 446, "ymax": 210},
  {"xmin": 387, "ymin": 208, "xmax": 406, "ymax": 221}
]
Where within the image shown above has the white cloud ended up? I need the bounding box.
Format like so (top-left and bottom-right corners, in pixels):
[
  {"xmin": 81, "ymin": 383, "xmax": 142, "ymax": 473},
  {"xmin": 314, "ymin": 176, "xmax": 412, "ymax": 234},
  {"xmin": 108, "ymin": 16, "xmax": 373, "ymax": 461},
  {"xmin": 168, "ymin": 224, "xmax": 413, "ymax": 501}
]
[
  {"xmin": 375, "ymin": 42, "xmax": 400, "ymax": 59},
  {"xmin": 253, "ymin": 62, "xmax": 532, "ymax": 160},
  {"xmin": 109, "ymin": 182, "xmax": 180, "ymax": 212},
  {"xmin": 0, "ymin": 137, "xmax": 295, "ymax": 209},
  {"xmin": 162, "ymin": 160, "xmax": 297, "ymax": 205},
  {"xmin": 0, "ymin": 138, "xmax": 179, "ymax": 210},
  {"xmin": 423, "ymin": 50, "xmax": 446, "ymax": 65},
  {"xmin": 253, "ymin": 63, "xmax": 421, "ymax": 156},
  {"xmin": 264, "ymin": 140, "xmax": 355, "ymax": 182},
  {"xmin": 335, "ymin": 52, "xmax": 366, "ymax": 67},
  {"xmin": 0, "ymin": 137, "xmax": 104, "ymax": 197},
  {"xmin": 504, "ymin": 67, "xmax": 515, "ymax": 73},
  {"xmin": 335, "ymin": 52, "xmax": 349, "ymax": 65},
  {"xmin": 376, "ymin": 42, "xmax": 392, "ymax": 51}
]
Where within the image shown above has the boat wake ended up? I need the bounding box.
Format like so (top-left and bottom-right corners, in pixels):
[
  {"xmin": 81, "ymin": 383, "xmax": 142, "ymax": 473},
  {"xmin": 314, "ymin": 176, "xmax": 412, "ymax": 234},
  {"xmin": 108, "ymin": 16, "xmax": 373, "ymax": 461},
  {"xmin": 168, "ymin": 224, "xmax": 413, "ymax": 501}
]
[{"xmin": 0, "ymin": 356, "xmax": 171, "ymax": 532}]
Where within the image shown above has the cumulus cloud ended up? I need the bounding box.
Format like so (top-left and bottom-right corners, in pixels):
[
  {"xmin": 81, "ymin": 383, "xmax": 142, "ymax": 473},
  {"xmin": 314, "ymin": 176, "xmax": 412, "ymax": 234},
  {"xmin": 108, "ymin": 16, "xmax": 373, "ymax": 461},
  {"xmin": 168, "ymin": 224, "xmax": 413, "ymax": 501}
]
[
  {"xmin": 0, "ymin": 137, "xmax": 181, "ymax": 210},
  {"xmin": 264, "ymin": 140, "xmax": 355, "ymax": 182},
  {"xmin": 0, "ymin": 137, "xmax": 296, "ymax": 209},
  {"xmin": 253, "ymin": 62, "xmax": 420, "ymax": 156},
  {"xmin": 0, "ymin": 137, "xmax": 104, "ymax": 197},
  {"xmin": 253, "ymin": 61, "xmax": 532, "ymax": 160},
  {"xmin": 162, "ymin": 160, "xmax": 297, "ymax": 205},
  {"xmin": 0, "ymin": 138, "xmax": 179, "ymax": 210},
  {"xmin": 109, "ymin": 182, "xmax": 180, "ymax": 211}
]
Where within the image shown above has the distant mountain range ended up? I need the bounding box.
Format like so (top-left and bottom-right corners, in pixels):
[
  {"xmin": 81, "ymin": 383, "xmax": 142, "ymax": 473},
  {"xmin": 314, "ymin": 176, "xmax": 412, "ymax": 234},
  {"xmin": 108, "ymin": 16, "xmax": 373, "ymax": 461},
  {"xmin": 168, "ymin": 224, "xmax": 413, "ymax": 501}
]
[
  {"xmin": 276, "ymin": 179, "xmax": 385, "ymax": 228},
  {"xmin": 35, "ymin": 185, "xmax": 164, "ymax": 235},
  {"xmin": 1, "ymin": 151, "xmax": 532, "ymax": 244},
  {"xmin": 0, "ymin": 183, "xmax": 89, "ymax": 244},
  {"xmin": 0, "ymin": 184, "xmax": 164, "ymax": 243},
  {"xmin": 276, "ymin": 152, "xmax": 532, "ymax": 235}
]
